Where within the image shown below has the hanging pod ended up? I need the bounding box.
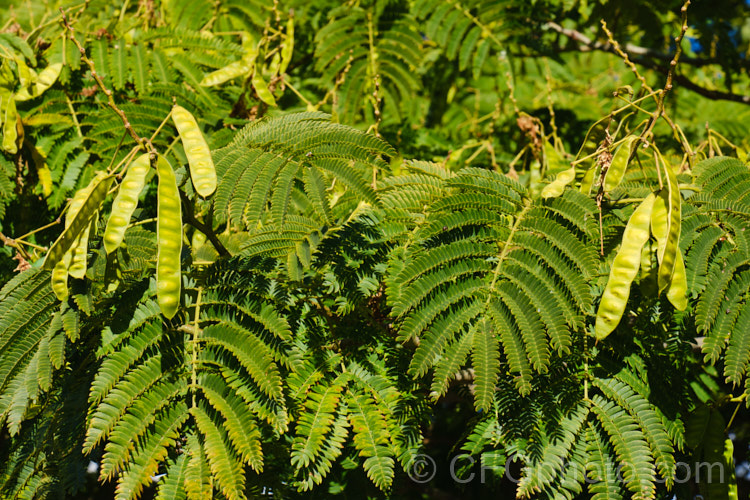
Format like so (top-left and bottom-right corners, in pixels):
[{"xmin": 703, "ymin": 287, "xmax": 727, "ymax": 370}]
[
  {"xmin": 651, "ymin": 158, "xmax": 687, "ymax": 310},
  {"xmin": 172, "ymin": 105, "xmax": 217, "ymax": 198},
  {"xmin": 103, "ymin": 153, "xmax": 151, "ymax": 254},
  {"xmin": 156, "ymin": 155, "xmax": 183, "ymax": 319},
  {"xmin": 602, "ymin": 135, "xmax": 639, "ymax": 192},
  {"xmin": 595, "ymin": 193, "xmax": 656, "ymax": 340},
  {"xmin": 45, "ymin": 171, "xmax": 114, "ymax": 300}
]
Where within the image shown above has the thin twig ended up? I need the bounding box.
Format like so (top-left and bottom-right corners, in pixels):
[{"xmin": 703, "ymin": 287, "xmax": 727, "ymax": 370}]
[
  {"xmin": 0, "ymin": 231, "xmax": 28, "ymax": 259},
  {"xmin": 544, "ymin": 20, "xmax": 750, "ymax": 71},
  {"xmin": 15, "ymin": 218, "xmax": 62, "ymax": 241},
  {"xmin": 282, "ymin": 77, "xmax": 314, "ymax": 108},
  {"xmin": 149, "ymin": 108, "xmax": 174, "ymax": 143},
  {"xmin": 179, "ymin": 191, "xmax": 230, "ymax": 258},
  {"xmin": 60, "ymin": 8, "xmax": 148, "ymax": 150},
  {"xmin": 600, "ymin": 21, "xmax": 654, "ymax": 94},
  {"xmin": 546, "ymin": 14, "xmax": 749, "ymax": 106},
  {"xmin": 64, "ymin": 92, "xmax": 83, "ymax": 138},
  {"xmin": 627, "ymin": 1, "xmax": 692, "ymax": 162}
]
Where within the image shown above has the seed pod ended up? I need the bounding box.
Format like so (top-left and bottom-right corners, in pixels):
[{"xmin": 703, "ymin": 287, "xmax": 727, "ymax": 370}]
[
  {"xmin": 63, "ymin": 177, "xmax": 102, "ymax": 279},
  {"xmin": 49, "ymin": 172, "xmax": 111, "ymax": 297},
  {"xmin": 251, "ymin": 70, "xmax": 276, "ymax": 106},
  {"xmin": 639, "ymin": 239, "xmax": 658, "ymax": 297},
  {"xmin": 51, "ymin": 260, "xmax": 69, "ymax": 301},
  {"xmin": 67, "ymin": 219, "xmax": 94, "ymax": 279},
  {"xmin": 651, "ymin": 158, "xmax": 682, "ymax": 293},
  {"xmin": 15, "ymin": 57, "xmax": 33, "ymax": 89},
  {"xmin": 199, "ymin": 59, "xmax": 254, "ymax": 87},
  {"xmin": 603, "ymin": 135, "xmax": 639, "ymax": 192},
  {"xmin": 595, "ymin": 193, "xmax": 656, "ymax": 340},
  {"xmin": 200, "ymin": 32, "xmax": 258, "ymax": 87},
  {"xmin": 37, "ymin": 164, "xmax": 53, "ymax": 197},
  {"xmin": 579, "ymin": 164, "xmax": 599, "ymax": 196},
  {"xmin": 104, "ymin": 153, "xmax": 150, "ymax": 253},
  {"xmin": 2, "ymin": 98, "xmax": 19, "ymax": 154},
  {"xmin": 15, "ymin": 62, "xmax": 63, "ymax": 101},
  {"xmin": 279, "ymin": 18, "xmax": 294, "ymax": 75},
  {"xmin": 542, "ymin": 166, "xmax": 576, "ymax": 199},
  {"xmin": 267, "ymin": 52, "xmax": 282, "ymax": 77},
  {"xmin": 666, "ymin": 250, "xmax": 688, "ymax": 311},
  {"xmin": 44, "ymin": 171, "xmax": 113, "ymax": 270},
  {"xmin": 724, "ymin": 438, "xmax": 738, "ymax": 500},
  {"xmin": 171, "ymin": 105, "xmax": 217, "ymax": 198},
  {"xmin": 156, "ymin": 155, "xmax": 182, "ymax": 319}
]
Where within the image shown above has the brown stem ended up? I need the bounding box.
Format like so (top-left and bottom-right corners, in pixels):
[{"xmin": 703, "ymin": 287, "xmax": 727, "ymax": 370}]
[
  {"xmin": 626, "ymin": 1, "xmax": 691, "ymax": 161},
  {"xmin": 544, "ymin": 20, "xmax": 750, "ymax": 71},
  {"xmin": 0, "ymin": 231, "xmax": 29, "ymax": 259},
  {"xmin": 179, "ymin": 191, "xmax": 230, "ymax": 258},
  {"xmin": 545, "ymin": 9, "xmax": 750, "ymax": 107}
]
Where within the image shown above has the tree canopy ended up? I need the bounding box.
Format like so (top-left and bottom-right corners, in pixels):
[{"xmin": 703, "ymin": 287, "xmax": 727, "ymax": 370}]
[{"xmin": 0, "ymin": 1, "xmax": 749, "ymax": 499}]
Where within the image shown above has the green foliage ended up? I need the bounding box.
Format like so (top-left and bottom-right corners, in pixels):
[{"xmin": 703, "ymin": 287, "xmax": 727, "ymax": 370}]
[
  {"xmin": 1, "ymin": 0, "xmax": 750, "ymax": 499},
  {"xmin": 314, "ymin": 6, "xmax": 423, "ymax": 123}
]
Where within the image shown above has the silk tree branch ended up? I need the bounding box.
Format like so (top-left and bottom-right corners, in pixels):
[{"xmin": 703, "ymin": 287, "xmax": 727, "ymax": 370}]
[{"xmin": 544, "ymin": 21, "xmax": 750, "ymax": 106}]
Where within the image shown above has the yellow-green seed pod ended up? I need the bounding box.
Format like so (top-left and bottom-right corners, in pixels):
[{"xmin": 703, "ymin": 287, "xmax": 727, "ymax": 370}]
[
  {"xmin": 15, "ymin": 57, "xmax": 33, "ymax": 89},
  {"xmin": 37, "ymin": 164, "xmax": 53, "ymax": 197},
  {"xmin": 57, "ymin": 174, "xmax": 106, "ymax": 281},
  {"xmin": 725, "ymin": 438, "xmax": 738, "ymax": 500},
  {"xmin": 200, "ymin": 32, "xmax": 258, "ymax": 87},
  {"xmin": 50, "ymin": 177, "xmax": 96, "ymax": 298},
  {"xmin": 199, "ymin": 59, "xmax": 254, "ymax": 87},
  {"xmin": 171, "ymin": 105, "xmax": 217, "ymax": 198},
  {"xmin": 666, "ymin": 250, "xmax": 688, "ymax": 311},
  {"xmin": 44, "ymin": 171, "xmax": 113, "ymax": 270},
  {"xmin": 651, "ymin": 159, "xmax": 682, "ymax": 293},
  {"xmin": 542, "ymin": 166, "xmax": 576, "ymax": 199},
  {"xmin": 603, "ymin": 135, "xmax": 639, "ymax": 192},
  {"xmin": 51, "ymin": 260, "xmax": 69, "ymax": 301},
  {"xmin": 67, "ymin": 220, "xmax": 93, "ymax": 279},
  {"xmin": 595, "ymin": 193, "xmax": 656, "ymax": 340},
  {"xmin": 34, "ymin": 63, "xmax": 63, "ymax": 94},
  {"xmin": 279, "ymin": 18, "xmax": 294, "ymax": 75},
  {"xmin": 639, "ymin": 239, "xmax": 658, "ymax": 297},
  {"xmin": 268, "ymin": 52, "xmax": 282, "ymax": 77},
  {"xmin": 104, "ymin": 153, "xmax": 151, "ymax": 254},
  {"xmin": 2, "ymin": 98, "xmax": 19, "ymax": 154},
  {"xmin": 252, "ymin": 70, "xmax": 277, "ymax": 106},
  {"xmin": 579, "ymin": 164, "xmax": 599, "ymax": 196},
  {"xmin": 156, "ymin": 155, "xmax": 182, "ymax": 319},
  {"xmin": 15, "ymin": 63, "xmax": 63, "ymax": 101},
  {"xmin": 661, "ymin": 161, "xmax": 682, "ymax": 291},
  {"xmin": 651, "ymin": 192, "xmax": 668, "ymax": 244}
]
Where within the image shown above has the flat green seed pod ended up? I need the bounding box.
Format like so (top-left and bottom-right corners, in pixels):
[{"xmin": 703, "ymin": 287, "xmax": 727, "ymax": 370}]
[
  {"xmin": 44, "ymin": 171, "xmax": 113, "ymax": 270},
  {"xmin": 104, "ymin": 153, "xmax": 150, "ymax": 254},
  {"xmin": 595, "ymin": 193, "xmax": 656, "ymax": 340},
  {"xmin": 172, "ymin": 105, "xmax": 217, "ymax": 198},
  {"xmin": 156, "ymin": 155, "xmax": 182, "ymax": 319}
]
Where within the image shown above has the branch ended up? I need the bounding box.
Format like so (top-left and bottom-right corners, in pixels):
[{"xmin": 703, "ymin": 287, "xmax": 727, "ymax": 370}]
[
  {"xmin": 179, "ymin": 191, "xmax": 231, "ymax": 258},
  {"xmin": 667, "ymin": 72, "xmax": 750, "ymax": 105},
  {"xmin": 545, "ymin": 21, "xmax": 750, "ymax": 70},
  {"xmin": 545, "ymin": 21, "xmax": 750, "ymax": 105},
  {"xmin": 0, "ymin": 232, "xmax": 22, "ymax": 255}
]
